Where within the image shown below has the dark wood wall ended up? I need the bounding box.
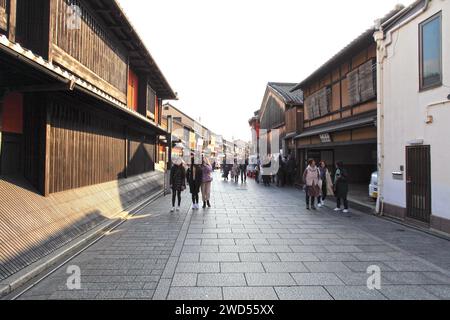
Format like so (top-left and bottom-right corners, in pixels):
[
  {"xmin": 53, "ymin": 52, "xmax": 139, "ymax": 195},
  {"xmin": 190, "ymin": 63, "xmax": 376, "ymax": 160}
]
[
  {"xmin": 15, "ymin": 0, "xmax": 50, "ymax": 58},
  {"xmin": 19, "ymin": 92, "xmax": 159, "ymax": 195},
  {"xmin": 23, "ymin": 94, "xmax": 46, "ymax": 192},
  {"xmin": 52, "ymin": 0, "xmax": 128, "ymax": 102}
]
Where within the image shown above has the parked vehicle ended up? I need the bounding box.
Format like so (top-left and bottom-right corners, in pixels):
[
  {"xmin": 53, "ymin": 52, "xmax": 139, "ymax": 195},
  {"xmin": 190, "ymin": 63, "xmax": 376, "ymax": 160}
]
[{"xmin": 369, "ymin": 171, "xmax": 378, "ymax": 199}]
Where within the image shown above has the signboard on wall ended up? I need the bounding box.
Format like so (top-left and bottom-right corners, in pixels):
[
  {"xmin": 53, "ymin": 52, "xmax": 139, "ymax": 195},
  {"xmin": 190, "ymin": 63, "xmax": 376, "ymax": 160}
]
[{"xmin": 319, "ymin": 133, "xmax": 332, "ymax": 143}]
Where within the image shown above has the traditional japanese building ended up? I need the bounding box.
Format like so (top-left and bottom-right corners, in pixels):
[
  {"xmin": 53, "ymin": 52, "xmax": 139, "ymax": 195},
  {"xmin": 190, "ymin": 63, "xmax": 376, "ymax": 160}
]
[
  {"xmin": 257, "ymin": 83, "xmax": 303, "ymax": 157},
  {"xmin": 0, "ymin": 0, "xmax": 176, "ymax": 284},
  {"xmin": 291, "ymin": 7, "xmax": 402, "ymax": 185}
]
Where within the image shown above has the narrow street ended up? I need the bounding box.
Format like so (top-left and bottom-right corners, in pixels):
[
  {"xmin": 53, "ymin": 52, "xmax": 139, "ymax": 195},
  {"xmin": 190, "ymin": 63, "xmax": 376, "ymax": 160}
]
[{"xmin": 15, "ymin": 172, "xmax": 450, "ymax": 300}]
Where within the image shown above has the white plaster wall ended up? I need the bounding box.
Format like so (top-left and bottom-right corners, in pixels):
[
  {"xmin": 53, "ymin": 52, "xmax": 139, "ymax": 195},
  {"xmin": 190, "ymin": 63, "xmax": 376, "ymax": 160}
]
[{"xmin": 382, "ymin": 0, "xmax": 450, "ymax": 219}]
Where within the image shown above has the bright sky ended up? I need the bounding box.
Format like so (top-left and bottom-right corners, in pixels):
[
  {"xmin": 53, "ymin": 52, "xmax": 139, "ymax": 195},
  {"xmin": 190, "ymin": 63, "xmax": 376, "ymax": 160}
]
[{"xmin": 117, "ymin": 0, "xmax": 413, "ymax": 141}]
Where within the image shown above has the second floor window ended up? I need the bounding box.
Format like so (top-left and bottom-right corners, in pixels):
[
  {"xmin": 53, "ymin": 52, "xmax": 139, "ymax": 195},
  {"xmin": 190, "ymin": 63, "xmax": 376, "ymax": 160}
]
[{"xmin": 420, "ymin": 12, "xmax": 442, "ymax": 90}]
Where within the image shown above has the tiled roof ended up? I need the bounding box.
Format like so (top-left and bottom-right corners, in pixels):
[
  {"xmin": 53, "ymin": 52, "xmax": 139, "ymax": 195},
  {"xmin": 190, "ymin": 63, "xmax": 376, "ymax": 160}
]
[{"xmin": 268, "ymin": 83, "xmax": 304, "ymax": 105}]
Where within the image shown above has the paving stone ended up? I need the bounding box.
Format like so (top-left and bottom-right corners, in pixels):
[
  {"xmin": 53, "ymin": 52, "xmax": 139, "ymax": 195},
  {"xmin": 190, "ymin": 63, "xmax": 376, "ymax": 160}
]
[
  {"xmin": 275, "ymin": 287, "xmax": 333, "ymax": 300},
  {"xmin": 277, "ymin": 253, "xmax": 320, "ymax": 262},
  {"xmin": 197, "ymin": 273, "xmax": 246, "ymax": 287},
  {"xmin": 422, "ymin": 285, "xmax": 450, "ymax": 299},
  {"xmin": 262, "ymin": 262, "xmax": 308, "ymax": 273},
  {"xmin": 292, "ymin": 273, "xmax": 345, "ymax": 286},
  {"xmin": 200, "ymin": 252, "xmax": 240, "ymax": 262},
  {"xmin": 289, "ymin": 245, "xmax": 328, "ymax": 253},
  {"xmin": 245, "ymin": 273, "xmax": 296, "ymax": 286},
  {"xmin": 383, "ymin": 260, "xmax": 440, "ymax": 272},
  {"xmin": 342, "ymin": 261, "xmax": 394, "ymax": 272},
  {"xmin": 325, "ymin": 245, "xmax": 363, "ymax": 253},
  {"xmin": 175, "ymin": 262, "xmax": 220, "ymax": 273},
  {"xmin": 179, "ymin": 253, "xmax": 200, "ymax": 262},
  {"xmin": 255, "ymin": 245, "xmax": 293, "ymax": 253},
  {"xmin": 221, "ymin": 262, "xmax": 265, "ymax": 273},
  {"xmin": 171, "ymin": 274, "xmax": 198, "ymax": 287},
  {"xmin": 223, "ymin": 287, "xmax": 279, "ymax": 300},
  {"xmin": 167, "ymin": 287, "xmax": 223, "ymax": 300},
  {"xmin": 325, "ymin": 286, "xmax": 387, "ymax": 300},
  {"xmin": 239, "ymin": 253, "xmax": 280, "ymax": 262},
  {"xmin": 124, "ymin": 290, "xmax": 155, "ymax": 299},
  {"xmin": 219, "ymin": 245, "xmax": 256, "ymax": 253},
  {"xmin": 380, "ymin": 286, "xmax": 438, "ymax": 300},
  {"xmin": 314, "ymin": 253, "xmax": 358, "ymax": 262},
  {"xmin": 304, "ymin": 262, "xmax": 352, "ymax": 273},
  {"xmin": 182, "ymin": 245, "xmax": 219, "ymax": 253}
]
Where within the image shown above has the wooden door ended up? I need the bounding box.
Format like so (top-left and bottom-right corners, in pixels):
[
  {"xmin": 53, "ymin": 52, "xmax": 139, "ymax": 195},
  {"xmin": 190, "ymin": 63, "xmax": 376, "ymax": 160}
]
[{"xmin": 406, "ymin": 145, "xmax": 431, "ymax": 223}]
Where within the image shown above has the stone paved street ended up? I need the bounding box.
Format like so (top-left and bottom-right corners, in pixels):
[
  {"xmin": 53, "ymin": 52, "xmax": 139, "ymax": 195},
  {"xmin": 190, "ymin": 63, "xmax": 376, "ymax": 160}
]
[{"xmin": 17, "ymin": 173, "xmax": 450, "ymax": 300}]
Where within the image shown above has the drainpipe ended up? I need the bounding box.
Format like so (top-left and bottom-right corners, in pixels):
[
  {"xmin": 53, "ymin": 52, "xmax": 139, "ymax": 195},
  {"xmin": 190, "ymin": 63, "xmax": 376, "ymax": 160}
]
[
  {"xmin": 373, "ymin": 0, "xmax": 431, "ymax": 216},
  {"xmin": 373, "ymin": 26, "xmax": 385, "ymax": 216}
]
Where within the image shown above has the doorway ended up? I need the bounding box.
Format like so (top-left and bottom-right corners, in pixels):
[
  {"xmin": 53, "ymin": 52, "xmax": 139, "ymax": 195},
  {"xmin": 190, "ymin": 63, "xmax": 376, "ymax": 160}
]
[{"xmin": 406, "ymin": 145, "xmax": 431, "ymax": 224}]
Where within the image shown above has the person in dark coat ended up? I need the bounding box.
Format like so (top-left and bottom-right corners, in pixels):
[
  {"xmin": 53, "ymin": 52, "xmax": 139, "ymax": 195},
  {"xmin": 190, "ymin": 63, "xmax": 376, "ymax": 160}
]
[
  {"xmin": 239, "ymin": 157, "xmax": 249, "ymax": 183},
  {"xmin": 170, "ymin": 158, "xmax": 186, "ymax": 212},
  {"xmin": 187, "ymin": 155, "xmax": 203, "ymax": 210},
  {"xmin": 286, "ymin": 155, "xmax": 296, "ymax": 186},
  {"xmin": 334, "ymin": 161, "xmax": 349, "ymax": 213}
]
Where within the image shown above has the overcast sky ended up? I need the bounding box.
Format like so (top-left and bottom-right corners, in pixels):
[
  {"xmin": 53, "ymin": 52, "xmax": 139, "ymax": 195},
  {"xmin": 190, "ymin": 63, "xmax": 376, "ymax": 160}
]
[{"xmin": 117, "ymin": 0, "xmax": 413, "ymax": 141}]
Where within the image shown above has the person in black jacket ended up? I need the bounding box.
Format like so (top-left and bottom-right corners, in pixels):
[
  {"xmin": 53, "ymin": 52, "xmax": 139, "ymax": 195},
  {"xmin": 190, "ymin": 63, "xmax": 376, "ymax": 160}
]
[
  {"xmin": 170, "ymin": 158, "xmax": 186, "ymax": 212},
  {"xmin": 187, "ymin": 154, "xmax": 203, "ymax": 210},
  {"xmin": 334, "ymin": 161, "xmax": 350, "ymax": 213}
]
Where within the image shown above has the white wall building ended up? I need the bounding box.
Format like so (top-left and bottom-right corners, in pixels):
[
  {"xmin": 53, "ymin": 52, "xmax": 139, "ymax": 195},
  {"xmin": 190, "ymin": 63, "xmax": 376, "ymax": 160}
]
[{"xmin": 375, "ymin": 0, "xmax": 450, "ymax": 234}]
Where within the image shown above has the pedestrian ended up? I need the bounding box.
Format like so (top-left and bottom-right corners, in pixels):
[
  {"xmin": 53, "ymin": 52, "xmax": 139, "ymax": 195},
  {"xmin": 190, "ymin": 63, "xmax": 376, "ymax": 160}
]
[
  {"xmin": 286, "ymin": 155, "xmax": 296, "ymax": 186},
  {"xmin": 201, "ymin": 157, "xmax": 213, "ymax": 209},
  {"xmin": 261, "ymin": 156, "xmax": 272, "ymax": 187},
  {"xmin": 240, "ymin": 157, "xmax": 248, "ymax": 183},
  {"xmin": 222, "ymin": 157, "xmax": 230, "ymax": 181},
  {"xmin": 187, "ymin": 154, "xmax": 203, "ymax": 210},
  {"xmin": 231, "ymin": 160, "xmax": 240, "ymax": 183},
  {"xmin": 277, "ymin": 155, "xmax": 286, "ymax": 187},
  {"xmin": 318, "ymin": 160, "xmax": 334, "ymax": 207},
  {"xmin": 334, "ymin": 161, "xmax": 349, "ymax": 213},
  {"xmin": 169, "ymin": 158, "xmax": 186, "ymax": 212},
  {"xmin": 303, "ymin": 159, "xmax": 320, "ymax": 210}
]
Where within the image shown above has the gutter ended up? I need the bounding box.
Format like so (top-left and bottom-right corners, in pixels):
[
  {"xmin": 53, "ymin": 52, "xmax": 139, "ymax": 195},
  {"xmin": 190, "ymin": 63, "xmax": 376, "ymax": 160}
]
[{"xmin": 373, "ymin": 0, "xmax": 430, "ymax": 216}]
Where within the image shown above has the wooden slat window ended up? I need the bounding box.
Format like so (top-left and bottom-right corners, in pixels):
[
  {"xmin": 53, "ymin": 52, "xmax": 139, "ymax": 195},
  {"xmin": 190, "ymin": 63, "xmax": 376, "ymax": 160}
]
[
  {"xmin": 147, "ymin": 85, "xmax": 156, "ymax": 115},
  {"xmin": 304, "ymin": 87, "xmax": 331, "ymax": 120},
  {"xmin": 54, "ymin": 0, "xmax": 127, "ymax": 94},
  {"xmin": 347, "ymin": 59, "xmax": 376, "ymax": 106}
]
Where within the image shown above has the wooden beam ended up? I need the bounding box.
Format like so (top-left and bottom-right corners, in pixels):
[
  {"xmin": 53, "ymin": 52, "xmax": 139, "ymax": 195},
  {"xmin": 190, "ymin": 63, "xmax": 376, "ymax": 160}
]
[
  {"xmin": 8, "ymin": 0, "xmax": 16, "ymax": 42},
  {"xmin": 0, "ymin": 82, "xmax": 73, "ymax": 93}
]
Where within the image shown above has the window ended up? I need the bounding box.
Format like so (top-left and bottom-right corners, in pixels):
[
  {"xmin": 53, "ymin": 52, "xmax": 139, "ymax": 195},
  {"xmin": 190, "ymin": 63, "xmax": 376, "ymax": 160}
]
[
  {"xmin": 420, "ymin": 13, "xmax": 442, "ymax": 90},
  {"xmin": 147, "ymin": 85, "xmax": 156, "ymax": 115}
]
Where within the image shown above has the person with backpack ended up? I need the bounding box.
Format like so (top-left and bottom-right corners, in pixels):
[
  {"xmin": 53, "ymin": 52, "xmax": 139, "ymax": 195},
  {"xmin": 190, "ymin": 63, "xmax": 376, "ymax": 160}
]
[
  {"xmin": 303, "ymin": 159, "xmax": 321, "ymax": 210},
  {"xmin": 240, "ymin": 157, "xmax": 249, "ymax": 184},
  {"xmin": 169, "ymin": 158, "xmax": 186, "ymax": 212},
  {"xmin": 334, "ymin": 161, "xmax": 349, "ymax": 213}
]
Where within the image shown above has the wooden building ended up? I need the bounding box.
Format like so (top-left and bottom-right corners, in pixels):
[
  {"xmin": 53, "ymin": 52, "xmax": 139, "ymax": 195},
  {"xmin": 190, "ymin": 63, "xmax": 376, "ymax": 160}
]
[
  {"xmin": 0, "ymin": 0, "xmax": 176, "ymax": 283},
  {"xmin": 257, "ymin": 83, "xmax": 303, "ymax": 157},
  {"xmin": 291, "ymin": 8, "xmax": 402, "ymax": 184}
]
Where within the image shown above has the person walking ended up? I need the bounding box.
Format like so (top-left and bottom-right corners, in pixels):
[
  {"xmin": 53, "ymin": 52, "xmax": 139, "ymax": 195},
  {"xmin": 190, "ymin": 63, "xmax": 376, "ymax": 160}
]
[
  {"xmin": 201, "ymin": 157, "xmax": 213, "ymax": 209},
  {"xmin": 261, "ymin": 155, "xmax": 273, "ymax": 187},
  {"xmin": 286, "ymin": 155, "xmax": 296, "ymax": 186},
  {"xmin": 334, "ymin": 161, "xmax": 349, "ymax": 213},
  {"xmin": 277, "ymin": 155, "xmax": 286, "ymax": 187},
  {"xmin": 303, "ymin": 159, "xmax": 320, "ymax": 210},
  {"xmin": 187, "ymin": 154, "xmax": 203, "ymax": 210},
  {"xmin": 222, "ymin": 157, "xmax": 230, "ymax": 181},
  {"xmin": 169, "ymin": 158, "xmax": 186, "ymax": 212},
  {"xmin": 231, "ymin": 160, "xmax": 240, "ymax": 183},
  {"xmin": 240, "ymin": 157, "xmax": 248, "ymax": 183},
  {"xmin": 318, "ymin": 160, "xmax": 334, "ymax": 207}
]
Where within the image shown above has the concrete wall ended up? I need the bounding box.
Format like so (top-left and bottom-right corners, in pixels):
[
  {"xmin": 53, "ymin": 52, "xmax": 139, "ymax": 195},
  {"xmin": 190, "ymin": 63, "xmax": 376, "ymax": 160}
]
[{"xmin": 381, "ymin": 0, "xmax": 450, "ymax": 223}]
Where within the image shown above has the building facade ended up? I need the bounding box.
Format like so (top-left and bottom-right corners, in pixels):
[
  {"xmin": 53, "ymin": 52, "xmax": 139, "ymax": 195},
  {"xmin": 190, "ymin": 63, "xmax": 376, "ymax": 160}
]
[
  {"xmin": 290, "ymin": 8, "xmax": 403, "ymax": 185},
  {"xmin": 257, "ymin": 83, "xmax": 303, "ymax": 158},
  {"xmin": 375, "ymin": 0, "xmax": 450, "ymax": 234},
  {"xmin": 0, "ymin": 0, "xmax": 176, "ymax": 282}
]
